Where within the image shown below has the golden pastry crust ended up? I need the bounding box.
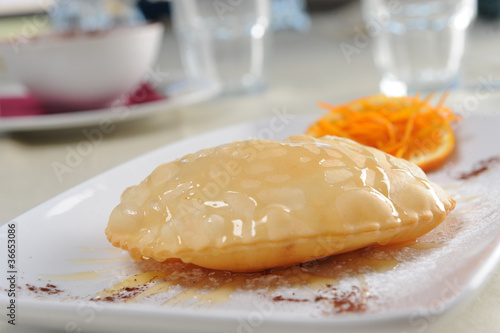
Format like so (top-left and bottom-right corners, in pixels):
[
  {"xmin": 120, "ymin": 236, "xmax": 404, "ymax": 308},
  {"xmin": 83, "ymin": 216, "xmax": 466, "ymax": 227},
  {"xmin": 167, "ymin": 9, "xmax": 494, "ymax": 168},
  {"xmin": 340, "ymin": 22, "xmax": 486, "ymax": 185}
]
[{"xmin": 106, "ymin": 135, "xmax": 455, "ymax": 272}]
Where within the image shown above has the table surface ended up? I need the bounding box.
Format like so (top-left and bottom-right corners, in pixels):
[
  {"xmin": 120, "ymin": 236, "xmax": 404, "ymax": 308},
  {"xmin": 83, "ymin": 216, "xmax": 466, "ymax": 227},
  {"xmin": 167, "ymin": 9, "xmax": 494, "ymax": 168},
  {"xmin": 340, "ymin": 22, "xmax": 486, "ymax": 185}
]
[{"xmin": 1, "ymin": 2, "xmax": 500, "ymax": 332}]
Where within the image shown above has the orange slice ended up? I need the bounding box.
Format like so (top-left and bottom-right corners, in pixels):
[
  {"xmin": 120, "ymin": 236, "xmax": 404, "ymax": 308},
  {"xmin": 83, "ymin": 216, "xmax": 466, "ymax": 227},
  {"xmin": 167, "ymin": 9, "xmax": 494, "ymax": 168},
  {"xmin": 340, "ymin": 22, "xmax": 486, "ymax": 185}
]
[{"xmin": 306, "ymin": 94, "xmax": 461, "ymax": 172}]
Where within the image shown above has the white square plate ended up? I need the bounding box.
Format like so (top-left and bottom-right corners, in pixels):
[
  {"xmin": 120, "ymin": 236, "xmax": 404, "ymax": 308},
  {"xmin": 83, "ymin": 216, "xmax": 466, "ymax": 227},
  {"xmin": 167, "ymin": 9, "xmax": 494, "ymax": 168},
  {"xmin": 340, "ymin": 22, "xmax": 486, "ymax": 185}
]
[{"xmin": 1, "ymin": 114, "xmax": 500, "ymax": 333}]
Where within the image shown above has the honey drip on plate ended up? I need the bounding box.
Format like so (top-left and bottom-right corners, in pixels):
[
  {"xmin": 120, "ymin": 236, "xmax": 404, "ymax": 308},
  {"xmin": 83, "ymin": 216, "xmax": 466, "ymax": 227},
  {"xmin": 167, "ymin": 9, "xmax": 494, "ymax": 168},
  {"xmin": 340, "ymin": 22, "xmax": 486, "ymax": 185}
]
[
  {"xmin": 31, "ymin": 240, "xmax": 448, "ymax": 314},
  {"xmin": 39, "ymin": 271, "xmax": 101, "ymax": 281},
  {"xmin": 90, "ymin": 248, "xmax": 400, "ymax": 309}
]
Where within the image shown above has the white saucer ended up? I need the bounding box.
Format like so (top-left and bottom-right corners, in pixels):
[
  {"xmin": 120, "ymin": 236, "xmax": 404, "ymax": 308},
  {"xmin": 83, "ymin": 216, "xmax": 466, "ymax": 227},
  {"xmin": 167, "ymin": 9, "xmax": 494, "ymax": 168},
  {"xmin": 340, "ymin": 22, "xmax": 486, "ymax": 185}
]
[{"xmin": 0, "ymin": 78, "xmax": 221, "ymax": 132}]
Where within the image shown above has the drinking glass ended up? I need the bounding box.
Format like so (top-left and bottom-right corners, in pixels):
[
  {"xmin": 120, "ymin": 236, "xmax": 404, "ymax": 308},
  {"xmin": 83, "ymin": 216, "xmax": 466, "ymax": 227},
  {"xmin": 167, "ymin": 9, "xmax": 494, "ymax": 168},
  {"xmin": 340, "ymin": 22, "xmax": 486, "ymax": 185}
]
[
  {"xmin": 172, "ymin": 0, "xmax": 272, "ymax": 95},
  {"xmin": 362, "ymin": 0, "xmax": 477, "ymax": 96}
]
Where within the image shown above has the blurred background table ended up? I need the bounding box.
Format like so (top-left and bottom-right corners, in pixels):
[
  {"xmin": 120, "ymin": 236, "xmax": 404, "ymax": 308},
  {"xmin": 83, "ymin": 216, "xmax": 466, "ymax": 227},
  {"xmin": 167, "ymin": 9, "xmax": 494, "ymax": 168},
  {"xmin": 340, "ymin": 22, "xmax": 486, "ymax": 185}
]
[{"xmin": 1, "ymin": 1, "xmax": 500, "ymax": 332}]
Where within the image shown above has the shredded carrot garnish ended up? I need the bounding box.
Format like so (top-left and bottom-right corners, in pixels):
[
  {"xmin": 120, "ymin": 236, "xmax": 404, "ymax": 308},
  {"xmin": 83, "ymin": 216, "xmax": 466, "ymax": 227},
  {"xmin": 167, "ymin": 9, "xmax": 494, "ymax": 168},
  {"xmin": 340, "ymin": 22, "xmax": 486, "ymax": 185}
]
[{"xmin": 306, "ymin": 94, "xmax": 461, "ymax": 161}]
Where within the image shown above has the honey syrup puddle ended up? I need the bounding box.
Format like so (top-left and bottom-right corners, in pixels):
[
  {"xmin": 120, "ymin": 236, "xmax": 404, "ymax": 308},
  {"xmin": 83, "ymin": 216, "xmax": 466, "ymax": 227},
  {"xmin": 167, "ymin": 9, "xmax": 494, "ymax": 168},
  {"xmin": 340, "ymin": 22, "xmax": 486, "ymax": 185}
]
[
  {"xmin": 39, "ymin": 271, "xmax": 101, "ymax": 281},
  {"xmin": 27, "ymin": 242, "xmax": 446, "ymax": 314},
  {"xmin": 85, "ymin": 248, "xmax": 404, "ymax": 311}
]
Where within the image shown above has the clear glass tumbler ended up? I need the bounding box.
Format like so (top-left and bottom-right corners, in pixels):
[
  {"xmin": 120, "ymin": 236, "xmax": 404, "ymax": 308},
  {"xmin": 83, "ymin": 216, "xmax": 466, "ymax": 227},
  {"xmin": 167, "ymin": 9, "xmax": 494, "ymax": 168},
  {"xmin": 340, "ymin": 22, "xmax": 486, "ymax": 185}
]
[
  {"xmin": 172, "ymin": 0, "xmax": 272, "ymax": 95},
  {"xmin": 362, "ymin": 0, "xmax": 477, "ymax": 96}
]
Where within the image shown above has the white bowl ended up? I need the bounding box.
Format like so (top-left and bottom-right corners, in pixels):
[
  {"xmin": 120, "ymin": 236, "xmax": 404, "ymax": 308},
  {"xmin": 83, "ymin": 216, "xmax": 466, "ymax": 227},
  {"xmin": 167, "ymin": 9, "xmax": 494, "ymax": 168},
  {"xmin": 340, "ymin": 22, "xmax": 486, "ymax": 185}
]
[{"xmin": 0, "ymin": 23, "xmax": 164, "ymax": 110}]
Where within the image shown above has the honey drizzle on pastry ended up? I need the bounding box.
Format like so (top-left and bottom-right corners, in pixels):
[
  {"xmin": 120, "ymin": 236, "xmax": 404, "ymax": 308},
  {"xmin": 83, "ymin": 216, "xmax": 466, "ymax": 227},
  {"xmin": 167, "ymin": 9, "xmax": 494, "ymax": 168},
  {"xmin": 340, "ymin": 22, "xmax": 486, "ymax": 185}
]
[{"xmin": 106, "ymin": 135, "xmax": 454, "ymax": 272}]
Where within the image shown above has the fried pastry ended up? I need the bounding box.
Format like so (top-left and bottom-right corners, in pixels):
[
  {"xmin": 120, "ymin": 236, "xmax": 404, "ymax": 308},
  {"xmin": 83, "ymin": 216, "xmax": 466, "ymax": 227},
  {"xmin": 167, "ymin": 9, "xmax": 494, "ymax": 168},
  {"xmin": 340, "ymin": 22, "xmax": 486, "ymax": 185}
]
[{"xmin": 106, "ymin": 135, "xmax": 455, "ymax": 272}]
